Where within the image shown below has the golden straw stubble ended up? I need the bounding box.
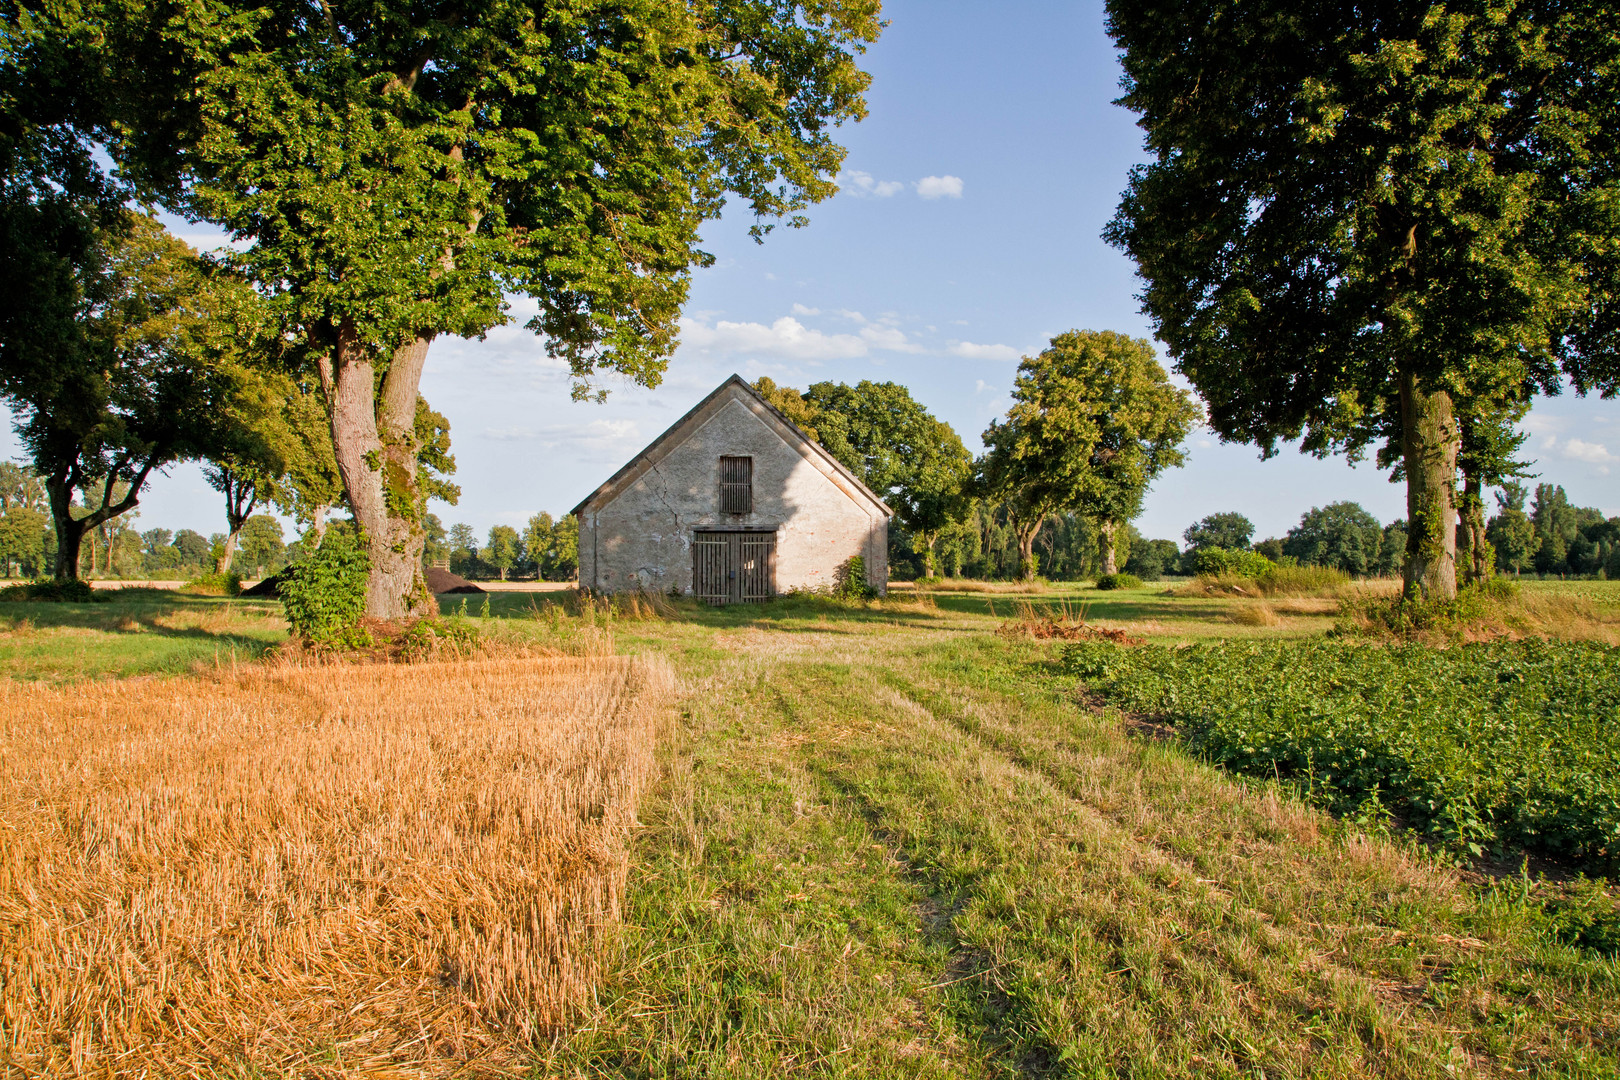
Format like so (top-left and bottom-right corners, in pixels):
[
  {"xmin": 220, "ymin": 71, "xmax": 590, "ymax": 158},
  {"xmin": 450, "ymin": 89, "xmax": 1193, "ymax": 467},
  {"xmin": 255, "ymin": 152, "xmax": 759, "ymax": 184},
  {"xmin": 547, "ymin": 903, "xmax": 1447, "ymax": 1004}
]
[{"xmin": 0, "ymin": 654, "xmax": 673, "ymax": 1077}]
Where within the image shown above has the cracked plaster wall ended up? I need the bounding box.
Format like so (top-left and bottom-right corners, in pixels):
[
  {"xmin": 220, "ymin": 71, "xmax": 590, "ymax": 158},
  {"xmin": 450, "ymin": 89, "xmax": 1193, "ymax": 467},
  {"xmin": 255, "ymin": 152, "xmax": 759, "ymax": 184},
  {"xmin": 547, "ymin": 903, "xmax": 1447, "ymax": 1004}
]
[{"xmin": 579, "ymin": 396, "xmax": 887, "ymax": 596}]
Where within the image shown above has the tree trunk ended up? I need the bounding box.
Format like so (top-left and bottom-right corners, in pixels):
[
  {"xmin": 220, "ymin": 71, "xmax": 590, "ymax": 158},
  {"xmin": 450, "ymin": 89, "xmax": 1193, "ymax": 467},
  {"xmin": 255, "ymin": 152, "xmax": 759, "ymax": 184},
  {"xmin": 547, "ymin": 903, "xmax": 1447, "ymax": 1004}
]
[
  {"xmin": 216, "ymin": 529, "xmax": 240, "ymax": 574},
  {"xmin": 1400, "ymin": 371, "xmax": 1460, "ymax": 600},
  {"xmin": 1099, "ymin": 520, "xmax": 1120, "ymax": 576},
  {"xmin": 1014, "ymin": 517, "xmax": 1042, "ymax": 580},
  {"xmin": 922, "ymin": 535, "xmax": 937, "ymax": 579},
  {"xmin": 45, "ymin": 472, "xmax": 88, "ymax": 581},
  {"xmin": 1456, "ymin": 473, "xmax": 1491, "ymax": 586},
  {"xmin": 328, "ymin": 330, "xmax": 434, "ymax": 620}
]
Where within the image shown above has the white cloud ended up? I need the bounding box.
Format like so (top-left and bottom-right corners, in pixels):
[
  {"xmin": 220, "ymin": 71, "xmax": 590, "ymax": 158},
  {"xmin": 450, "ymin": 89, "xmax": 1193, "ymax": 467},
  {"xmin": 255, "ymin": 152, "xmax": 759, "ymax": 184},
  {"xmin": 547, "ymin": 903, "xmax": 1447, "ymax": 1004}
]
[
  {"xmin": 1556, "ymin": 437, "xmax": 1615, "ymax": 464},
  {"xmin": 974, "ymin": 380, "xmax": 991, "ymax": 394},
  {"xmin": 790, "ymin": 303, "xmax": 821, "ymax": 316},
  {"xmin": 480, "ymin": 419, "xmax": 642, "ymax": 458},
  {"xmin": 836, "ymin": 309, "xmax": 869, "ymax": 324},
  {"xmin": 916, "ymin": 175, "xmax": 964, "ymax": 199},
  {"xmin": 860, "ymin": 324, "xmax": 924, "ymax": 353},
  {"xmin": 838, "ymin": 170, "xmax": 904, "ymax": 197},
  {"xmin": 678, "ymin": 315, "xmax": 867, "ymax": 361},
  {"xmin": 948, "ymin": 340, "xmax": 1020, "ymax": 362}
]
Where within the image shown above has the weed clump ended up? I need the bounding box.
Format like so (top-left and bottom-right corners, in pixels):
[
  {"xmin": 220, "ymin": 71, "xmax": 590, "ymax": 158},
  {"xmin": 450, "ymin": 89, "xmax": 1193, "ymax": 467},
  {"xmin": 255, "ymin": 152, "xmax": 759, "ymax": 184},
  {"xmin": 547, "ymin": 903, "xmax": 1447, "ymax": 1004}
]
[
  {"xmin": 1095, "ymin": 572, "xmax": 1142, "ymax": 591},
  {"xmin": 999, "ymin": 599, "xmax": 1145, "ymax": 644},
  {"xmin": 835, "ymin": 555, "xmax": 877, "ymax": 600}
]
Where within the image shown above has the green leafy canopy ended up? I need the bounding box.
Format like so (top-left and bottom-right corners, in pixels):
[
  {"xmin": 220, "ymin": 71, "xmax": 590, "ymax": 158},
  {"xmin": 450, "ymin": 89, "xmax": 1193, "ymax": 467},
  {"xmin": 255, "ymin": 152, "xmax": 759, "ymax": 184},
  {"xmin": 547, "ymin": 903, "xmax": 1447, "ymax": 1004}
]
[
  {"xmin": 1104, "ymin": 0, "xmax": 1620, "ymax": 462},
  {"xmin": 103, "ymin": 0, "xmax": 883, "ymax": 391}
]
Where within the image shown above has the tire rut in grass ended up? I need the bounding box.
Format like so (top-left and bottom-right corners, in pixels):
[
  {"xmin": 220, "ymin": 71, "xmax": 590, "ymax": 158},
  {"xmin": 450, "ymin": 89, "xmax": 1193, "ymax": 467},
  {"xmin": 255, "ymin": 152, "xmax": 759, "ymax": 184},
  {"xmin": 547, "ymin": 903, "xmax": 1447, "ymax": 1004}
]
[
  {"xmin": 868, "ymin": 654, "xmax": 1616, "ymax": 1078},
  {"xmin": 778, "ymin": 657, "xmax": 1491, "ymax": 1079}
]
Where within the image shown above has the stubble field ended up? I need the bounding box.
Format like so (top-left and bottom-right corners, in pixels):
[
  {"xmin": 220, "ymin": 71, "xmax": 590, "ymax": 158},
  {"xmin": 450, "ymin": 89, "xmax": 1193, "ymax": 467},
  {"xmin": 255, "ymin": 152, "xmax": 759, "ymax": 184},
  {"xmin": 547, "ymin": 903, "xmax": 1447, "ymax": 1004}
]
[{"xmin": 0, "ymin": 653, "xmax": 672, "ymax": 1077}]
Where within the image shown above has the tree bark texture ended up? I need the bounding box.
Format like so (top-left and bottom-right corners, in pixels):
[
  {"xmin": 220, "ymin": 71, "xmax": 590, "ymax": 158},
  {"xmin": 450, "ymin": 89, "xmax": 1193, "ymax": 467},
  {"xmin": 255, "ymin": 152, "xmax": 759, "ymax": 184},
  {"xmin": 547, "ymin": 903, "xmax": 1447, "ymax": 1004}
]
[
  {"xmin": 328, "ymin": 331, "xmax": 434, "ymax": 620},
  {"xmin": 1457, "ymin": 474, "xmax": 1491, "ymax": 586},
  {"xmin": 1099, "ymin": 520, "xmax": 1120, "ymax": 576},
  {"xmin": 1400, "ymin": 371, "xmax": 1460, "ymax": 600},
  {"xmin": 1014, "ymin": 517, "xmax": 1042, "ymax": 580}
]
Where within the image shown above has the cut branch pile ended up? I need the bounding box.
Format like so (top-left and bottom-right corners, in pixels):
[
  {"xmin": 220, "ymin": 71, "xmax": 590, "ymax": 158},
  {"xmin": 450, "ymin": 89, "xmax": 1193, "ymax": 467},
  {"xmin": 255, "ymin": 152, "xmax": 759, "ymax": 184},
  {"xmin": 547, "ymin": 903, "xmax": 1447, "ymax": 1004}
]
[{"xmin": 997, "ymin": 600, "xmax": 1146, "ymax": 645}]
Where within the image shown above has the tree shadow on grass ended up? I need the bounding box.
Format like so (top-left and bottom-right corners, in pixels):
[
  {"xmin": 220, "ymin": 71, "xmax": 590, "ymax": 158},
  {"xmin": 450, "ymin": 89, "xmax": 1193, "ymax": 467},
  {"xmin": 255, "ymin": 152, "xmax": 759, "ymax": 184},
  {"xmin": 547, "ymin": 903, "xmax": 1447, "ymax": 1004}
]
[{"xmin": 0, "ymin": 591, "xmax": 285, "ymax": 656}]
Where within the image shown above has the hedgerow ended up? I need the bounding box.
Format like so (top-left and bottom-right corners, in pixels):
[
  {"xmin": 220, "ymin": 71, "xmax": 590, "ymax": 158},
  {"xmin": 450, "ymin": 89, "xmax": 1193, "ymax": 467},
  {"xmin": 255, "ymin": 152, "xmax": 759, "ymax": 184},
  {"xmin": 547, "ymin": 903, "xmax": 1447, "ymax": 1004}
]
[{"xmin": 1063, "ymin": 639, "xmax": 1620, "ymax": 868}]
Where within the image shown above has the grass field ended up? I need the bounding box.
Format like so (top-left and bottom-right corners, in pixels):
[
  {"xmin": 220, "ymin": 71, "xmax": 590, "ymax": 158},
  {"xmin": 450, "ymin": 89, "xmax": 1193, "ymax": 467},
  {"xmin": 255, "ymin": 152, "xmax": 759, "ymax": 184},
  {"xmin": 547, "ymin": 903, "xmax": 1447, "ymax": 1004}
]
[{"xmin": 2, "ymin": 579, "xmax": 1618, "ymax": 1076}]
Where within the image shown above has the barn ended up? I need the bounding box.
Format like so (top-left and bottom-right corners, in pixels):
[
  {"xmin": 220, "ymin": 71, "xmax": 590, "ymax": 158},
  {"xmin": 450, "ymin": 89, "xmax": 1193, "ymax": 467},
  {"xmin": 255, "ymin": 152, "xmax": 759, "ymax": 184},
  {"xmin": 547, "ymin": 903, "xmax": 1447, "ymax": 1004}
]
[{"xmin": 572, "ymin": 375, "xmax": 891, "ymax": 601}]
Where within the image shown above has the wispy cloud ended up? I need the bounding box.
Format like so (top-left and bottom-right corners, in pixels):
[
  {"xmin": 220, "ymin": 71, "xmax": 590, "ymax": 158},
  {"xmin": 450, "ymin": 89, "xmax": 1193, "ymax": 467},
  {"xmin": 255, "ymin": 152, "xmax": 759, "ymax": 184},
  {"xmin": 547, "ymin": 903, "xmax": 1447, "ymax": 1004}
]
[
  {"xmin": 482, "ymin": 418, "xmax": 641, "ymax": 453},
  {"xmin": 679, "ymin": 315, "xmax": 867, "ymax": 361},
  {"xmin": 790, "ymin": 303, "xmax": 821, "ymax": 316},
  {"xmin": 860, "ymin": 324, "xmax": 924, "ymax": 354},
  {"xmin": 948, "ymin": 340, "xmax": 1020, "ymax": 362},
  {"xmin": 838, "ymin": 170, "xmax": 905, "ymax": 197},
  {"xmin": 916, "ymin": 175, "xmax": 965, "ymax": 199}
]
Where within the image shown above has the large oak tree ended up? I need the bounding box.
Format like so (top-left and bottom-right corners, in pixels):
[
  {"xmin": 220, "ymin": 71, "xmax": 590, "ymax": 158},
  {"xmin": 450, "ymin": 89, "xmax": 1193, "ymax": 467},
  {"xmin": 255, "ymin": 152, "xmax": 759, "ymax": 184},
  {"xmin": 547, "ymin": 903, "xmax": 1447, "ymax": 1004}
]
[
  {"xmin": 1105, "ymin": 0, "xmax": 1620, "ymax": 599},
  {"xmin": 980, "ymin": 331, "xmax": 1197, "ymax": 580},
  {"xmin": 87, "ymin": 0, "xmax": 881, "ymax": 617}
]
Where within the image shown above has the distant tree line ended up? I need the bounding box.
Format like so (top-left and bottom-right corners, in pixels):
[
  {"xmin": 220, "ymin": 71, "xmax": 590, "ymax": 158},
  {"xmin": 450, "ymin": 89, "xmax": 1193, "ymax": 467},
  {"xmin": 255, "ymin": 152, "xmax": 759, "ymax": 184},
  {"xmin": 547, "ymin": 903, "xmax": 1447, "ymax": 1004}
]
[
  {"xmin": 421, "ymin": 513, "xmax": 579, "ymax": 583},
  {"xmin": 751, "ymin": 362, "xmax": 1616, "ymax": 584},
  {"xmin": 0, "ymin": 460, "xmax": 298, "ymax": 580}
]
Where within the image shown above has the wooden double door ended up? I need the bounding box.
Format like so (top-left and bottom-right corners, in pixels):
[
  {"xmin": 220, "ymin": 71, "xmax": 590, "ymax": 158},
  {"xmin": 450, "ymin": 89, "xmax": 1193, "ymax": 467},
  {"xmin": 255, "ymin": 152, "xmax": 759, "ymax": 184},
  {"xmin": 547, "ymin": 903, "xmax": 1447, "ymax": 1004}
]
[{"xmin": 693, "ymin": 530, "xmax": 776, "ymax": 604}]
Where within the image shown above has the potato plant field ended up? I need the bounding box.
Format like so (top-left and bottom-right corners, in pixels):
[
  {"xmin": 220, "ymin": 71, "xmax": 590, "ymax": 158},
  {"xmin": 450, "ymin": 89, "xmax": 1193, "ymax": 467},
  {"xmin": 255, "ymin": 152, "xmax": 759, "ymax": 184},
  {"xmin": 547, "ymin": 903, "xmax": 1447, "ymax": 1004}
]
[{"xmin": 1064, "ymin": 639, "xmax": 1620, "ymax": 866}]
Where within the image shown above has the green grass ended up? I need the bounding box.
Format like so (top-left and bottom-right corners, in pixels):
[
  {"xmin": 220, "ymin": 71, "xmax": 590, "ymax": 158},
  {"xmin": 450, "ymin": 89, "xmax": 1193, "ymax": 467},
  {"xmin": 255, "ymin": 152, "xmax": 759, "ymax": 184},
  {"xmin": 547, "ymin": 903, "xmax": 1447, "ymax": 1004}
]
[
  {"xmin": 0, "ymin": 589, "xmax": 286, "ymax": 680},
  {"xmin": 536, "ymin": 605, "xmax": 1620, "ymax": 1077}
]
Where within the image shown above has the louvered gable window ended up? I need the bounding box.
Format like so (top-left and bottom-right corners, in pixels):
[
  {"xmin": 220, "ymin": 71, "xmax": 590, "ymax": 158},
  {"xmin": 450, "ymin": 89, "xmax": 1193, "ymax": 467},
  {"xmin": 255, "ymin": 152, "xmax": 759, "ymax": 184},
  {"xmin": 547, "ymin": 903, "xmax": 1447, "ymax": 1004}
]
[{"xmin": 719, "ymin": 456, "xmax": 752, "ymax": 514}]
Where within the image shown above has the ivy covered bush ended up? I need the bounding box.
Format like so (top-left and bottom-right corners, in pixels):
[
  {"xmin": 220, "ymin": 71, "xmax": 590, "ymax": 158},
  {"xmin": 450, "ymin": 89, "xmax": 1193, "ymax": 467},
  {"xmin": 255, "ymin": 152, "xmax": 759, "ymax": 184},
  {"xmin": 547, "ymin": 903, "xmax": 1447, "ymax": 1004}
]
[
  {"xmin": 836, "ymin": 555, "xmax": 876, "ymax": 599},
  {"xmin": 279, "ymin": 531, "xmax": 371, "ymax": 647}
]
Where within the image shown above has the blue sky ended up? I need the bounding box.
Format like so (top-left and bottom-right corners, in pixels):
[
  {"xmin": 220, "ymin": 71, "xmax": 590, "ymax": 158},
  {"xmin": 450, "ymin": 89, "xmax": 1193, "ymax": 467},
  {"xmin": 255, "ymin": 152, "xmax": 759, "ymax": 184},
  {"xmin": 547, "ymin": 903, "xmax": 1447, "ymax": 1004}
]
[{"xmin": 6, "ymin": 0, "xmax": 1616, "ymax": 545}]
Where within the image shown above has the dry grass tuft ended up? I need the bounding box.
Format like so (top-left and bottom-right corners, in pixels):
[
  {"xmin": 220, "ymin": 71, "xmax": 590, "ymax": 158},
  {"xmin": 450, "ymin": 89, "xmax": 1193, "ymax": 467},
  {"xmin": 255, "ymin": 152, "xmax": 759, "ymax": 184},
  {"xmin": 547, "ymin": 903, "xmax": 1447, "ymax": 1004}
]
[
  {"xmin": 0, "ymin": 653, "xmax": 674, "ymax": 1076},
  {"xmin": 914, "ymin": 578, "xmax": 1050, "ymax": 594},
  {"xmin": 1173, "ymin": 565, "xmax": 1352, "ymax": 600},
  {"xmin": 1226, "ymin": 601, "xmax": 1282, "ymax": 627},
  {"xmin": 1338, "ymin": 582, "xmax": 1620, "ymax": 645}
]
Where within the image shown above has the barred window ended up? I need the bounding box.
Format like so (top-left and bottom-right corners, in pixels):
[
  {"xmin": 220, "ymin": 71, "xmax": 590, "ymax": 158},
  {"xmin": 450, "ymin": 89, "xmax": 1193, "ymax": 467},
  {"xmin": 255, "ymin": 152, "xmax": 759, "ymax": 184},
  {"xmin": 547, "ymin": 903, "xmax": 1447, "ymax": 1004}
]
[{"xmin": 719, "ymin": 456, "xmax": 752, "ymax": 514}]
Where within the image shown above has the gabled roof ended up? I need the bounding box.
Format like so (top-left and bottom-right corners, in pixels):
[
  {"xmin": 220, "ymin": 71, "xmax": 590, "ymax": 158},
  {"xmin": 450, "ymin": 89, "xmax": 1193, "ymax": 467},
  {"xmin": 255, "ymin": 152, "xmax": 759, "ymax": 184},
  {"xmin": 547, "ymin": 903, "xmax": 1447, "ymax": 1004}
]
[{"xmin": 571, "ymin": 374, "xmax": 892, "ymax": 518}]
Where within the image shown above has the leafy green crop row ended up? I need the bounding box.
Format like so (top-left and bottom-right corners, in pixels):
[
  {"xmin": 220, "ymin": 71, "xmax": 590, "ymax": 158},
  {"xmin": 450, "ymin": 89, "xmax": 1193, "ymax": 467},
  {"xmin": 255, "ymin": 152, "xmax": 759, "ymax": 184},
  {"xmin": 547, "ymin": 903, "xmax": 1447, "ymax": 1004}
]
[{"xmin": 1063, "ymin": 639, "xmax": 1620, "ymax": 867}]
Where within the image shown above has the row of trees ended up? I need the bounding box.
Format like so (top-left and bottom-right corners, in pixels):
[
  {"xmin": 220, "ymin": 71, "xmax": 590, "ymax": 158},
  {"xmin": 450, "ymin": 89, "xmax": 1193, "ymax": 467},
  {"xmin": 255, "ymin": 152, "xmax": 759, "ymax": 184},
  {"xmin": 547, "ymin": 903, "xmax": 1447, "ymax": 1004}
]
[
  {"xmin": 757, "ymin": 329, "xmax": 1200, "ymax": 582},
  {"xmin": 1, "ymin": 458, "xmax": 297, "ymax": 579},
  {"xmin": 1169, "ymin": 483, "xmax": 1620, "ymax": 583},
  {"xmin": 422, "ymin": 514, "xmax": 580, "ymax": 583},
  {"xmin": 2, "ymin": 0, "xmax": 882, "ymax": 617}
]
